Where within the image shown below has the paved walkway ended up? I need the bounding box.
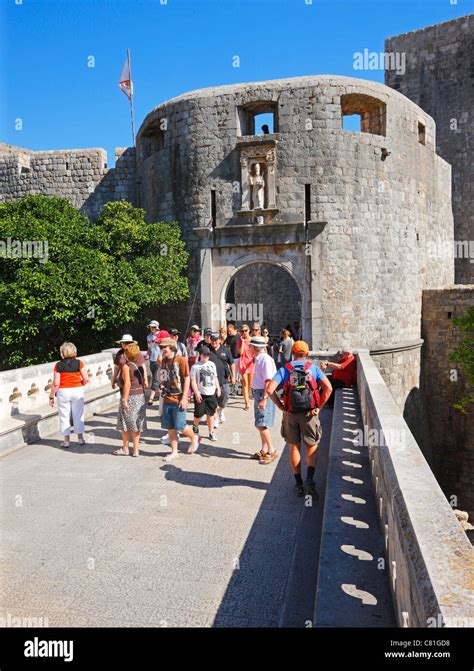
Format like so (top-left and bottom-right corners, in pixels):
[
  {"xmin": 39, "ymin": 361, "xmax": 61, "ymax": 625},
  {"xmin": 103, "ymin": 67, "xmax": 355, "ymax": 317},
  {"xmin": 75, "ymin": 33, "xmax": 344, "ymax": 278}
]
[{"xmin": 1, "ymin": 395, "xmax": 332, "ymax": 627}]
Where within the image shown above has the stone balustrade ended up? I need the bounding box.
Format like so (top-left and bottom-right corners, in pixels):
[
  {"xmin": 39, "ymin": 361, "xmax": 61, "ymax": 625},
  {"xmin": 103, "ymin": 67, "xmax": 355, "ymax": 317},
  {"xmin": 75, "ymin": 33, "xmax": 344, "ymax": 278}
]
[{"xmin": 0, "ymin": 349, "xmax": 120, "ymax": 454}]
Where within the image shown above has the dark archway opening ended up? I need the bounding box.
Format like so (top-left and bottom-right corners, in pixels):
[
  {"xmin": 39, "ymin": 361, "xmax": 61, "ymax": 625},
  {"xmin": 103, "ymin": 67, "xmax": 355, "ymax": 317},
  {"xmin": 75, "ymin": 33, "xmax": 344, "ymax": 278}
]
[{"xmin": 225, "ymin": 263, "xmax": 302, "ymax": 340}]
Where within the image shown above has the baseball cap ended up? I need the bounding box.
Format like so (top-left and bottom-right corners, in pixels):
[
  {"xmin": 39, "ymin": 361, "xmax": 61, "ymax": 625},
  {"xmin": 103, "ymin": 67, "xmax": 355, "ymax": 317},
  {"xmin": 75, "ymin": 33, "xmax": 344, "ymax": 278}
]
[
  {"xmin": 190, "ymin": 324, "xmax": 200, "ymax": 331},
  {"xmin": 292, "ymin": 340, "xmax": 309, "ymax": 355},
  {"xmin": 156, "ymin": 329, "xmax": 170, "ymax": 339},
  {"xmin": 210, "ymin": 332, "xmax": 220, "ymax": 340},
  {"xmin": 169, "ymin": 328, "xmax": 180, "ymax": 336},
  {"xmin": 147, "ymin": 320, "xmax": 160, "ymax": 328},
  {"xmin": 203, "ymin": 328, "xmax": 213, "ymax": 335}
]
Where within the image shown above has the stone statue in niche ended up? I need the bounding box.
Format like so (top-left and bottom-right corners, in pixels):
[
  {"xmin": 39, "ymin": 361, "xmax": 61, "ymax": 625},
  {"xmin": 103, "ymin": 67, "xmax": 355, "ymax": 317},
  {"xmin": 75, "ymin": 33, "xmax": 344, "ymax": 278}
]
[{"xmin": 249, "ymin": 162, "xmax": 265, "ymax": 210}]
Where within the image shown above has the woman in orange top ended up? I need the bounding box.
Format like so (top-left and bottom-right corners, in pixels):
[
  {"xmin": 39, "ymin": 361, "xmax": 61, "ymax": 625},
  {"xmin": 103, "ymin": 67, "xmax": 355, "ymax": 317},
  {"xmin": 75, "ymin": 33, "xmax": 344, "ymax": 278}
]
[
  {"xmin": 238, "ymin": 324, "xmax": 255, "ymax": 411},
  {"xmin": 49, "ymin": 342, "xmax": 89, "ymax": 448}
]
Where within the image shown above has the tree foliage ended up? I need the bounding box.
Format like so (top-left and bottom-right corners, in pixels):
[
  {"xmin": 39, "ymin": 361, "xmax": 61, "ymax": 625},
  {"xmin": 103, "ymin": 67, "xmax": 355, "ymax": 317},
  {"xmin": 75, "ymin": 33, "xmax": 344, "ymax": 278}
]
[{"xmin": 0, "ymin": 196, "xmax": 189, "ymax": 368}]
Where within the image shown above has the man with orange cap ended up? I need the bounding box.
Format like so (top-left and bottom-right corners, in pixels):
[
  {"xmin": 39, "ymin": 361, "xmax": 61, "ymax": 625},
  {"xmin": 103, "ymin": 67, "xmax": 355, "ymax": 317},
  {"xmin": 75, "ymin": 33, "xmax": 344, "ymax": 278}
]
[{"xmin": 266, "ymin": 340, "xmax": 332, "ymax": 499}]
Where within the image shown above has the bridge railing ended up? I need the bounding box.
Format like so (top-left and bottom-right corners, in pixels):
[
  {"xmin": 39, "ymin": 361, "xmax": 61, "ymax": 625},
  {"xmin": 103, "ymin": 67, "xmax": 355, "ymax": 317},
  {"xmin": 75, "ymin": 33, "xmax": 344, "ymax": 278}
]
[
  {"xmin": 0, "ymin": 349, "xmax": 120, "ymax": 454},
  {"xmin": 356, "ymin": 350, "xmax": 473, "ymax": 628}
]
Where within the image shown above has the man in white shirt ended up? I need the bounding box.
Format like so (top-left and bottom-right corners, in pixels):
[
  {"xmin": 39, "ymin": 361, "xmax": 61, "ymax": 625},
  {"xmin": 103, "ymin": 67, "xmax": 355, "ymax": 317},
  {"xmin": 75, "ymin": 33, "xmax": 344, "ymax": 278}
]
[
  {"xmin": 249, "ymin": 336, "xmax": 278, "ymax": 464},
  {"xmin": 190, "ymin": 346, "xmax": 221, "ymax": 442}
]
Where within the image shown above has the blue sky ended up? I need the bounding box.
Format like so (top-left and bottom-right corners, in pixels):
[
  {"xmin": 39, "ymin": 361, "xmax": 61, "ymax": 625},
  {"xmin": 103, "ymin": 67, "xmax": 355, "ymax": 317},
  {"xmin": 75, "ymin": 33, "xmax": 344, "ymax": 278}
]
[{"xmin": 1, "ymin": 0, "xmax": 472, "ymax": 165}]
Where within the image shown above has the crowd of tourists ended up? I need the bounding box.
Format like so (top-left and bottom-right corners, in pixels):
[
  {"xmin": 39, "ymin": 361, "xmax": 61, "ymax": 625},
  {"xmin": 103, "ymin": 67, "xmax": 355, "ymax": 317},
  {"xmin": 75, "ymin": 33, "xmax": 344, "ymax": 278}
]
[{"xmin": 49, "ymin": 320, "xmax": 357, "ymax": 500}]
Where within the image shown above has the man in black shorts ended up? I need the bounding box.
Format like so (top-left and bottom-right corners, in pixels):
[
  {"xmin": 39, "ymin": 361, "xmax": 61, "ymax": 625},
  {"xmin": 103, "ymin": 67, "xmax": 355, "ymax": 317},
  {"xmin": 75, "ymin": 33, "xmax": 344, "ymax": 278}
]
[
  {"xmin": 209, "ymin": 332, "xmax": 234, "ymax": 427},
  {"xmin": 190, "ymin": 346, "xmax": 221, "ymax": 442}
]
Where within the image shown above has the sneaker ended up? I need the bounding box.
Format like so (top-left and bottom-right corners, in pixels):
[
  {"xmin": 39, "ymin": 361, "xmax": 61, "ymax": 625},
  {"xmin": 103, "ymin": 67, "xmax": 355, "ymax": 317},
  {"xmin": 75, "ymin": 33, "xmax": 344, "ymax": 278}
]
[
  {"xmin": 192, "ymin": 425, "xmax": 199, "ymax": 435},
  {"xmin": 303, "ymin": 480, "xmax": 319, "ymax": 500},
  {"xmin": 161, "ymin": 432, "xmax": 181, "ymax": 445},
  {"xmin": 214, "ymin": 418, "xmax": 220, "ymax": 429},
  {"xmin": 219, "ymin": 411, "xmax": 226, "ymax": 423},
  {"xmin": 209, "ymin": 432, "xmax": 218, "ymax": 442},
  {"xmin": 187, "ymin": 436, "xmax": 202, "ymax": 454},
  {"xmin": 293, "ymin": 484, "xmax": 305, "ymax": 497}
]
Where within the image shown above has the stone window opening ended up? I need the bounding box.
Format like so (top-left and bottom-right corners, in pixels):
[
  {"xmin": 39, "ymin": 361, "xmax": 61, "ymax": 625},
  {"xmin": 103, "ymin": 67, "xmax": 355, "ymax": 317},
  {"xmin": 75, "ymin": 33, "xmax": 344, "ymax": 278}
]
[
  {"xmin": 418, "ymin": 122, "xmax": 426, "ymax": 145},
  {"xmin": 140, "ymin": 120, "xmax": 165, "ymax": 160},
  {"xmin": 210, "ymin": 189, "xmax": 217, "ymax": 228},
  {"xmin": 237, "ymin": 102, "xmax": 278, "ymax": 136},
  {"xmin": 341, "ymin": 93, "xmax": 386, "ymax": 136},
  {"xmin": 18, "ymin": 155, "xmax": 31, "ymax": 176},
  {"xmin": 304, "ymin": 184, "xmax": 311, "ymax": 225}
]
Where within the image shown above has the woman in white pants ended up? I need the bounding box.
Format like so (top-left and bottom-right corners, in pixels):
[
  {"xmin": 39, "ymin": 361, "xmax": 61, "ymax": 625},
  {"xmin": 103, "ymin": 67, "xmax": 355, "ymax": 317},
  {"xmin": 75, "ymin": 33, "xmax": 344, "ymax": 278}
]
[{"xmin": 49, "ymin": 342, "xmax": 89, "ymax": 448}]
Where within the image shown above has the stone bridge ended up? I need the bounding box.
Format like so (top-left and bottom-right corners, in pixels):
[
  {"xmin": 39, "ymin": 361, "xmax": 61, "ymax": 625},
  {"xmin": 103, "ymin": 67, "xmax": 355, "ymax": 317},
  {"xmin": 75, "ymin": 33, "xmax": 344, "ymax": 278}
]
[{"xmin": 0, "ymin": 352, "xmax": 472, "ymax": 628}]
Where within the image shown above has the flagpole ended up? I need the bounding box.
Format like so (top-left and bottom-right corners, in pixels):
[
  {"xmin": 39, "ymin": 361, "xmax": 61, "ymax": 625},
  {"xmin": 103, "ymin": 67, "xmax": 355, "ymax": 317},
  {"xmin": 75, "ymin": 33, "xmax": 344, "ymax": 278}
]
[{"xmin": 128, "ymin": 48, "xmax": 136, "ymax": 146}]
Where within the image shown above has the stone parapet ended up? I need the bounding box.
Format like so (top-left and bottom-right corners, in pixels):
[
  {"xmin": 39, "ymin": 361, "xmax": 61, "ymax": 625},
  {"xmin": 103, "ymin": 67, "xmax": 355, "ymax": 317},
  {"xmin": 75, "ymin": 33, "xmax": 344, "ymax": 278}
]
[{"xmin": 357, "ymin": 351, "xmax": 473, "ymax": 627}]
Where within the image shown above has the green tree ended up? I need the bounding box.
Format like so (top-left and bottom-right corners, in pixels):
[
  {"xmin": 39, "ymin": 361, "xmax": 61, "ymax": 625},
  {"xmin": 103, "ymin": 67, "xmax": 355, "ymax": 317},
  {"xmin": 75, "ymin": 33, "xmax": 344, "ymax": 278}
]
[
  {"xmin": 0, "ymin": 196, "xmax": 189, "ymax": 369},
  {"xmin": 450, "ymin": 306, "xmax": 474, "ymax": 413}
]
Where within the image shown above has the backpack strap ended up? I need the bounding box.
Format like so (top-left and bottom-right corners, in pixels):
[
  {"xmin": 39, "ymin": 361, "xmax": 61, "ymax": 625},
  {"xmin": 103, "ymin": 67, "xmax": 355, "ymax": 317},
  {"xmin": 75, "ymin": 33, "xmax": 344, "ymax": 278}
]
[
  {"xmin": 305, "ymin": 362, "xmax": 321, "ymax": 407},
  {"xmin": 282, "ymin": 363, "xmax": 295, "ymax": 410}
]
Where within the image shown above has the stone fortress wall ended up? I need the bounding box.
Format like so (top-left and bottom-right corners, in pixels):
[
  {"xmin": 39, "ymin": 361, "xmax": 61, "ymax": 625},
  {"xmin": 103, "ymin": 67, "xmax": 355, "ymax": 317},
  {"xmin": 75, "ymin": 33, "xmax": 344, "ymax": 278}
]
[
  {"xmin": 136, "ymin": 75, "xmax": 454, "ymax": 418},
  {"xmin": 421, "ymin": 287, "xmax": 474, "ymax": 516},
  {"xmin": 385, "ymin": 15, "xmax": 474, "ymax": 515},
  {"xmin": 385, "ymin": 14, "xmax": 474, "ymax": 286},
  {"xmin": 0, "ymin": 143, "xmax": 136, "ymax": 220}
]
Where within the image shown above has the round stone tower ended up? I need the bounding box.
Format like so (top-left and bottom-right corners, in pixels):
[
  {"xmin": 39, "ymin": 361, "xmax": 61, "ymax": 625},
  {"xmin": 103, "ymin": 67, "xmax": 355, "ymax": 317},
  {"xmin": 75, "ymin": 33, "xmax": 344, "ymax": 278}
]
[{"xmin": 136, "ymin": 75, "xmax": 454, "ymax": 410}]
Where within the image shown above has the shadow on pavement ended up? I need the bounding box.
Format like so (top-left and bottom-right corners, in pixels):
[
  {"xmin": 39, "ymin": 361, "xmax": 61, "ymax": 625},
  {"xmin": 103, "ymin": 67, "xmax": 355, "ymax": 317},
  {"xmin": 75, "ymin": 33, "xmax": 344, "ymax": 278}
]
[{"xmin": 211, "ymin": 407, "xmax": 333, "ymax": 628}]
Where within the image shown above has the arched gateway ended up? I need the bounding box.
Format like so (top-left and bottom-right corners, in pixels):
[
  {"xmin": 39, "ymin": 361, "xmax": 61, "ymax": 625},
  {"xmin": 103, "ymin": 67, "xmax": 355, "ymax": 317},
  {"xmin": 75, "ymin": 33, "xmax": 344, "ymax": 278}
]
[
  {"xmin": 194, "ymin": 236, "xmax": 318, "ymax": 346},
  {"xmin": 225, "ymin": 262, "xmax": 302, "ymax": 338}
]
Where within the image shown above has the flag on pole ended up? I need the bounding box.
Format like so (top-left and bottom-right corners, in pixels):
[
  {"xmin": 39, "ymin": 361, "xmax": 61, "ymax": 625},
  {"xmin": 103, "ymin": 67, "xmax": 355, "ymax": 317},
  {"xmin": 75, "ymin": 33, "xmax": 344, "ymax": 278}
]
[{"xmin": 119, "ymin": 54, "xmax": 133, "ymax": 100}]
